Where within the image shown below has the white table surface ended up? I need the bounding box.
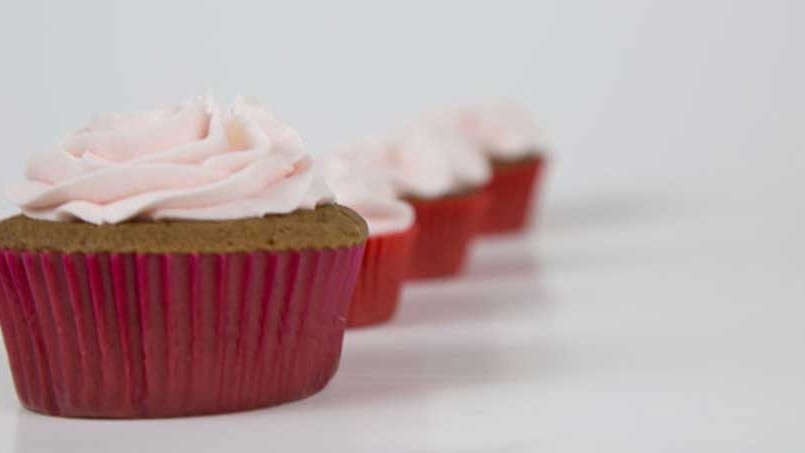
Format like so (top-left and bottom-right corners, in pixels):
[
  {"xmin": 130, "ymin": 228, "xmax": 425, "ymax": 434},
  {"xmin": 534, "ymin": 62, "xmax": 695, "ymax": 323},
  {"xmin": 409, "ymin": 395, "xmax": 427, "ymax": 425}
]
[{"xmin": 0, "ymin": 157, "xmax": 802, "ymax": 452}]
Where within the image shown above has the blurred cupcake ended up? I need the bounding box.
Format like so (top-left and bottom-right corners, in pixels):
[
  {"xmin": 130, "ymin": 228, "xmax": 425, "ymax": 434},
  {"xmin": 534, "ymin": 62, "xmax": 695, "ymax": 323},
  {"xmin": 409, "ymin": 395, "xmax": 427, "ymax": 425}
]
[
  {"xmin": 450, "ymin": 103, "xmax": 548, "ymax": 234},
  {"xmin": 0, "ymin": 96, "xmax": 367, "ymax": 418},
  {"xmin": 386, "ymin": 128, "xmax": 491, "ymax": 279},
  {"xmin": 322, "ymin": 140, "xmax": 416, "ymax": 327}
]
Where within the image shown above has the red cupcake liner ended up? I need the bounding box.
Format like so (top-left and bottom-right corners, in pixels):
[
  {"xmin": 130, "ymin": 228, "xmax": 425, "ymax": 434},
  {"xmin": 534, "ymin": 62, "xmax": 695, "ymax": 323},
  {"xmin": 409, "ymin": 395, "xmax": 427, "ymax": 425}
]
[
  {"xmin": 480, "ymin": 156, "xmax": 546, "ymax": 234},
  {"xmin": 0, "ymin": 245, "xmax": 364, "ymax": 418},
  {"xmin": 347, "ymin": 227, "xmax": 416, "ymax": 327},
  {"xmin": 407, "ymin": 189, "xmax": 489, "ymax": 280}
]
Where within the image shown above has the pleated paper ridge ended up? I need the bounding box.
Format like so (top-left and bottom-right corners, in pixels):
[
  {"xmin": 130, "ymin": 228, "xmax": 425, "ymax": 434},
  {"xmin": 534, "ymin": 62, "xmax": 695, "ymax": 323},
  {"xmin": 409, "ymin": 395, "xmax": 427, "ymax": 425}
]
[
  {"xmin": 0, "ymin": 245, "xmax": 364, "ymax": 418},
  {"xmin": 480, "ymin": 157, "xmax": 545, "ymax": 234},
  {"xmin": 407, "ymin": 190, "xmax": 489, "ymax": 280},
  {"xmin": 347, "ymin": 228, "xmax": 416, "ymax": 327}
]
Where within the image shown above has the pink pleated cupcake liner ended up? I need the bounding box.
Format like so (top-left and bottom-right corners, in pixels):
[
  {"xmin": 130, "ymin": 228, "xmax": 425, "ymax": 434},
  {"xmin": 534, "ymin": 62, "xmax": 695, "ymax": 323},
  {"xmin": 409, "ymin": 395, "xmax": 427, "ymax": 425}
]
[
  {"xmin": 347, "ymin": 227, "xmax": 416, "ymax": 327},
  {"xmin": 407, "ymin": 189, "xmax": 490, "ymax": 279},
  {"xmin": 0, "ymin": 245, "xmax": 364, "ymax": 418},
  {"xmin": 480, "ymin": 156, "xmax": 546, "ymax": 234}
]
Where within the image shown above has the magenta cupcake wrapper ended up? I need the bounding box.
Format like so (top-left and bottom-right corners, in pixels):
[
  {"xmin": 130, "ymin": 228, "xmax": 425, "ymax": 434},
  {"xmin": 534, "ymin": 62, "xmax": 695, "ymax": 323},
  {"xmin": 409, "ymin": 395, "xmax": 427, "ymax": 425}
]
[{"xmin": 0, "ymin": 245, "xmax": 364, "ymax": 418}]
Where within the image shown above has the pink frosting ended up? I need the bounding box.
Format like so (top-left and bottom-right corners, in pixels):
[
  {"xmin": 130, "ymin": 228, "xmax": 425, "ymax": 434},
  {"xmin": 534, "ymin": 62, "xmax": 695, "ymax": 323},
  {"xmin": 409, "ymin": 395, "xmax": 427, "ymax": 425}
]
[
  {"xmin": 435, "ymin": 102, "xmax": 543, "ymax": 160},
  {"xmin": 389, "ymin": 128, "xmax": 490, "ymax": 198},
  {"xmin": 8, "ymin": 97, "xmax": 333, "ymax": 224},
  {"xmin": 321, "ymin": 139, "xmax": 414, "ymax": 236},
  {"xmin": 324, "ymin": 129, "xmax": 489, "ymax": 205}
]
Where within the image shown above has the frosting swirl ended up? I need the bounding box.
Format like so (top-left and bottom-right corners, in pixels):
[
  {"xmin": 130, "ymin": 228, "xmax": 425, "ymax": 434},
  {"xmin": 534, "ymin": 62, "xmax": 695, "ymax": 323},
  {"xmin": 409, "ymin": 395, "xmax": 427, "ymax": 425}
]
[
  {"xmin": 322, "ymin": 139, "xmax": 414, "ymax": 236},
  {"xmin": 8, "ymin": 97, "xmax": 333, "ymax": 224},
  {"xmin": 436, "ymin": 102, "xmax": 543, "ymax": 160},
  {"xmin": 388, "ymin": 127, "xmax": 490, "ymax": 198}
]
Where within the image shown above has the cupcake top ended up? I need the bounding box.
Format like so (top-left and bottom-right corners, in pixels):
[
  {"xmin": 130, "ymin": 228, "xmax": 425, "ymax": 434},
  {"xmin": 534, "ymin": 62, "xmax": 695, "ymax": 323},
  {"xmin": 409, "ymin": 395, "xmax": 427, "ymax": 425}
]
[
  {"xmin": 385, "ymin": 127, "xmax": 491, "ymax": 199},
  {"xmin": 321, "ymin": 139, "xmax": 415, "ymax": 236},
  {"xmin": 7, "ymin": 96, "xmax": 334, "ymax": 225},
  {"xmin": 434, "ymin": 102, "xmax": 544, "ymax": 161}
]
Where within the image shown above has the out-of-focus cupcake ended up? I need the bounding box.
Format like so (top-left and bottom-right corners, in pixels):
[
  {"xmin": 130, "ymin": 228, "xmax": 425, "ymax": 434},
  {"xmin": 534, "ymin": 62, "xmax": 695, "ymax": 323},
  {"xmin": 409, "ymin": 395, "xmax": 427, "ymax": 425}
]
[
  {"xmin": 322, "ymin": 140, "xmax": 416, "ymax": 326},
  {"xmin": 0, "ymin": 96, "xmax": 367, "ymax": 418},
  {"xmin": 384, "ymin": 129, "xmax": 491, "ymax": 279},
  {"xmin": 448, "ymin": 103, "xmax": 548, "ymax": 234}
]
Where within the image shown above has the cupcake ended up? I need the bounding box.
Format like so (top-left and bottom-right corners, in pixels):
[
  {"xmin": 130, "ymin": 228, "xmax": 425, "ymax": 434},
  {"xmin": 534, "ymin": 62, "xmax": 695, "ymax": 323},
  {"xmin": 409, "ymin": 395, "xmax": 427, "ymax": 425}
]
[
  {"xmin": 384, "ymin": 129, "xmax": 491, "ymax": 279},
  {"xmin": 430, "ymin": 103, "xmax": 547, "ymax": 234},
  {"xmin": 0, "ymin": 97, "xmax": 368, "ymax": 418},
  {"xmin": 322, "ymin": 140, "xmax": 416, "ymax": 327},
  {"xmin": 452, "ymin": 103, "xmax": 547, "ymax": 234}
]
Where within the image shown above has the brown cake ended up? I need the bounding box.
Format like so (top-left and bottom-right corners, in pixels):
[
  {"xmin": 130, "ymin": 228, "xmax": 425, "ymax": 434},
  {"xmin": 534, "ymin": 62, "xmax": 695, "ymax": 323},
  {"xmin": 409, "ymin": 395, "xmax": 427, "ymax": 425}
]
[{"xmin": 0, "ymin": 204, "xmax": 367, "ymax": 253}]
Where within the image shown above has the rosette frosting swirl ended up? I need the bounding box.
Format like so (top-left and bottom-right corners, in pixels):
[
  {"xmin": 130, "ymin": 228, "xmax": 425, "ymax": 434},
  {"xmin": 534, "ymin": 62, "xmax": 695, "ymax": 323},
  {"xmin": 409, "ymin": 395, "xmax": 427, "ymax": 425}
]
[
  {"xmin": 432, "ymin": 102, "xmax": 544, "ymax": 160},
  {"xmin": 322, "ymin": 138, "xmax": 414, "ymax": 236},
  {"xmin": 8, "ymin": 97, "xmax": 333, "ymax": 224},
  {"xmin": 388, "ymin": 128, "xmax": 490, "ymax": 198}
]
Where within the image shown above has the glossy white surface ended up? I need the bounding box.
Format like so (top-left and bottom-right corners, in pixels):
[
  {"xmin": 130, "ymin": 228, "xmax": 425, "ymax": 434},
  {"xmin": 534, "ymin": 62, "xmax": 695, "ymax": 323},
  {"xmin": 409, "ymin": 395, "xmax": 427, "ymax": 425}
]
[{"xmin": 0, "ymin": 0, "xmax": 803, "ymax": 451}]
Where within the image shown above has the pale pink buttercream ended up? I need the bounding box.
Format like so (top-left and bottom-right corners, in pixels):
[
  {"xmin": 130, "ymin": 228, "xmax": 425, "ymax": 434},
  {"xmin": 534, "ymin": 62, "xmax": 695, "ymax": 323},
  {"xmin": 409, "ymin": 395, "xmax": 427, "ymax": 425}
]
[
  {"xmin": 325, "ymin": 129, "xmax": 489, "ymax": 203},
  {"xmin": 433, "ymin": 102, "xmax": 543, "ymax": 160},
  {"xmin": 388, "ymin": 127, "xmax": 490, "ymax": 198},
  {"xmin": 8, "ymin": 97, "xmax": 333, "ymax": 224},
  {"xmin": 322, "ymin": 139, "xmax": 414, "ymax": 236}
]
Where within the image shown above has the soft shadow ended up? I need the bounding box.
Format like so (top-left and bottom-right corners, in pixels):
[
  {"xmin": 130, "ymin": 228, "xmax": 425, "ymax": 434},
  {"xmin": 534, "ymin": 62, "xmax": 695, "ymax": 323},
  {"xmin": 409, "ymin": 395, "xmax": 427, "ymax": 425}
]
[
  {"xmin": 392, "ymin": 278, "xmax": 550, "ymax": 328},
  {"xmin": 385, "ymin": 233, "xmax": 550, "ymax": 328},
  {"xmin": 12, "ymin": 396, "xmax": 360, "ymax": 453},
  {"xmin": 540, "ymin": 189, "xmax": 675, "ymax": 233},
  {"xmin": 308, "ymin": 335, "xmax": 561, "ymax": 411},
  {"xmin": 464, "ymin": 234, "xmax": 540, "ymax": 282}
]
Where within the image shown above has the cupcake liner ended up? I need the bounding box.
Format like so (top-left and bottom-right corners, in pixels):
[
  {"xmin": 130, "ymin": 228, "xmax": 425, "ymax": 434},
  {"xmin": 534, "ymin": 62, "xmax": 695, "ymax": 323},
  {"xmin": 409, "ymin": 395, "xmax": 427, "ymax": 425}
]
[
  {"xmin": 347, "ymin": 227, "xmax": 416, "ymax": 327},
  {"xmin": 0, "ymin": 245, "xmax": 364, "ymax": 418},
  {"xmin": 480, "ymin": 156, "xmax": 546, "ymax": 234},
  {"xmin": 407, "ymin": 189, "xmax": 489, "ymax": 280}
]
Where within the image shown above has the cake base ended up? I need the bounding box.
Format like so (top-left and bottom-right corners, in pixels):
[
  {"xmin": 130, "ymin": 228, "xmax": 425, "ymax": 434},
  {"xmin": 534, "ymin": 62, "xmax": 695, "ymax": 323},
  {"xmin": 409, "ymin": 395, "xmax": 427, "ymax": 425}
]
[
  {"xmin": 347, "ymin": 227, "xmax": 416, "ymax": 327},
  {"xmin": 479, "ymin": 155, "xmax": 545, "ymax": 234},
  {"xmin": 406, "ymin": 189, "xmax": 488, "ymax": 280},
  {"xmin": 0, "ymin": 245, "xmax": 364, "ymax": 418}
]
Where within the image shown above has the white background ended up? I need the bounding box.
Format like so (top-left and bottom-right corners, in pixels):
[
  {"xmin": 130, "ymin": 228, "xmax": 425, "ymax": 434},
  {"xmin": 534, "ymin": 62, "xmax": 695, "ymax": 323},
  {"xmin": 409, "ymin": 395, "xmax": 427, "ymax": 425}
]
[{"xmin": 0, "ymin": 1, "xmax": 803, "ymax": 451}]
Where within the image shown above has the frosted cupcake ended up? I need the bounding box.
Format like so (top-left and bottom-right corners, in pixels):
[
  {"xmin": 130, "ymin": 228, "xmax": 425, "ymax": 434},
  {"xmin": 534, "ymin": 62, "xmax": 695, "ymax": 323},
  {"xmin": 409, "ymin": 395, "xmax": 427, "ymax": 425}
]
[
  {"xmin": 322, "ymin": 140, "xmax": 416, "ymax": 326},
  {"xmin": 452, "ymin": 103, "xmax": 547, "ymax": 233},
  {"xmin": 384, "ymin": 129, "xmax": 491, "ymax": 279},
  {"xmin": 0, "ymin": 97, "xmax": 367, "ymax": 418}
]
